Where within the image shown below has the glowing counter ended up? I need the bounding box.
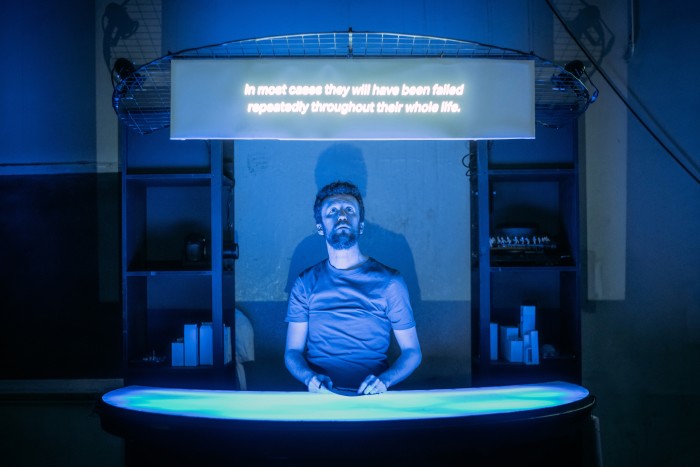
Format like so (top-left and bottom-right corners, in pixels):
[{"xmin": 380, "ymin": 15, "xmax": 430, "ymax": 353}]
[
  {"xmin": 98, "ymin": 381, "xmax": 596, "ymax": 463},
  {"xmin": 102, "ymin": 381, "xmax": 588, "ymax": 422}
]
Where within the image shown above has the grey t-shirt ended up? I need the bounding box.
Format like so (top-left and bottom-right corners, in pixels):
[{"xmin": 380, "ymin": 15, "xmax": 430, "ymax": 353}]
[{"xmin": 286, "ymin": 258, "xmax": 415, "ymax": 388}]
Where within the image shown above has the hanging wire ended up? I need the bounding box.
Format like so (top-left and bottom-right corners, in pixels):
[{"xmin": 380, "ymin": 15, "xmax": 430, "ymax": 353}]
[
  {"xmin": 462, "ymin": 152, "xmax": 478, "ymax": 178},
  {"xmin": 545, "ymin": 0, "xmax": 700, "ymax": 185}
]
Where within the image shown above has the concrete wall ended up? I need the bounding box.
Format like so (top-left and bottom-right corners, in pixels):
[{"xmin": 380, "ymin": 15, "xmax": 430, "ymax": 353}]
[{"xmin": 580, "ymin": 2, "xmax": 700, "ymax": 465}]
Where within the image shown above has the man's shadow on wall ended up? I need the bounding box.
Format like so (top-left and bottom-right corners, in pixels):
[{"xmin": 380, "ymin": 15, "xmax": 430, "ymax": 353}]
[{"xmin": 285, "ymin": 143, "xmax": 422, "ymax": 306}]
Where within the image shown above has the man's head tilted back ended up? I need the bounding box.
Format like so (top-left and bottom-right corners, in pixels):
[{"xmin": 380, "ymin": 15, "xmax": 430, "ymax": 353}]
[{"xmin": 313, "ymin": 181, "xmax": 365, "ymax": 224}]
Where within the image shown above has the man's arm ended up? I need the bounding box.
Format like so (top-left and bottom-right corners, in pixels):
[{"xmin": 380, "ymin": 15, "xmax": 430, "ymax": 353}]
[
  {"xmin": 359, "ymin": 326, "xmax": 422, "ymax": 394},
  {"xmin": 380, "ymin": 326, "xmax": 422, "ymax": 388},
  {"xmin": 284, "ymin": 321, "xmax": 331, "ymax": 392}
]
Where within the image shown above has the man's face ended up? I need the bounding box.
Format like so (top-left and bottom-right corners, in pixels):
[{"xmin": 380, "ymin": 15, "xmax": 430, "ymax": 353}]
[{"xmin": 317, "ymin": 194, "xmax": 364, "ymax": 250}]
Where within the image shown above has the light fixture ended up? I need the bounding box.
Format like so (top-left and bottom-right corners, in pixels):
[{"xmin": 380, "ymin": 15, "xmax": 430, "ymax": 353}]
[
  {"xmin": 112, "ymin": 58, "xmax": 135, "ymax": 83},
  {"xmin": 552, "ymin": 60, "xmax": 599, "ymax": 104}
]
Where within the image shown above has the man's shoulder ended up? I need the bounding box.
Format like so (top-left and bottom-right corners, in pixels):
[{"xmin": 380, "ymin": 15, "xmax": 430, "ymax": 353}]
[
  {"xmin": 297, "ymin": 259, "xmax": 328, "ymax": 279},
  {"xmin": 366, "ymin": 257, "xmax": 399, "ymax": 274},
  {"xmin": 290, "ymin": 260, "xmax": 327, "ymax": 296}
]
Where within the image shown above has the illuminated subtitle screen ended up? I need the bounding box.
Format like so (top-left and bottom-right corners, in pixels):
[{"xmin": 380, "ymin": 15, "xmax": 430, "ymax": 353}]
[{"xmin": 170, "ymin": 58, "xmax": 535, "ymax": 140}]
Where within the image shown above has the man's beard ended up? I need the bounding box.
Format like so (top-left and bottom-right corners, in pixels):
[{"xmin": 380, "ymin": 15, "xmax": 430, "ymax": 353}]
[{"xmin": 326, "ymin": 223, "xmax": 359, "ymax": 250}]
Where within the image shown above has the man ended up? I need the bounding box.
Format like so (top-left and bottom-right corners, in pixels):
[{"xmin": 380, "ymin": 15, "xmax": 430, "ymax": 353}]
[{"xmin": 285, "ymin": 181, "xmax": 421, "ymax": 395}]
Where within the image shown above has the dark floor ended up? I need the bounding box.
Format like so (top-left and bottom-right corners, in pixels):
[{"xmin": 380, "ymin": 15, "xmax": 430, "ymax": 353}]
[{"xmin": 1, "ymin": 395, "xmax": 124, "ymax": 467}]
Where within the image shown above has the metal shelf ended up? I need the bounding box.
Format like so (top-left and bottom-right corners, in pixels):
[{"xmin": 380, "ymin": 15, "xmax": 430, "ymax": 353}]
[{"xmin": 112, "ymin": 31, "xmax": 595, "ymax": 135}]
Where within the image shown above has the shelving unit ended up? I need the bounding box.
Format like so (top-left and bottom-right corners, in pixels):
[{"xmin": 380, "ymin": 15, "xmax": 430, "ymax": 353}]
[
  {"xmin": 121, "ymin": 136, "xmax": 237, "ymax": 389},
  {"xmin": 470, "ymin": 128, "xmax": 581, "ymax": 386},
  {"xmin": 111, "ymin": 33, "xmax": 595, "ymax": 391}
]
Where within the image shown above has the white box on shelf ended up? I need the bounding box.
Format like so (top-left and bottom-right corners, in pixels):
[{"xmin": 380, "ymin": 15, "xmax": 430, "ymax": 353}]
[
  {"xmin": 224, "ymin": 325, "xmax": 232, "ymax": 365},
  {"xmin": 490, "ymin": 323, "xmax": 498, "ymax": 361},
  {"xmin": 523, "ymin": 332, "xmax": 531, "ymax": 362},
  {"xmin": 199, "ymin": 322, "xmax": 213, "ymax": 365},
  {"xmin": 524, "ymin": 330, "xmax": 540, "ymax": 365},
  {"xmin": 184, "ymin": 323, "xmax": 199, "ymax": 367},
  {"xmin": 520, "ymin": 305, "xmax": 536, "ymax": 336},
  {"xmin": 171, "ymin": 340, "xmax": 184, "ymax": 367},
  {"xmin": 504, "ymin": 339, "xmax": 524, "ymax": 362},
  {"xmin": 499, "ymin": 326, "xmax": 520, "ymax": 362}
]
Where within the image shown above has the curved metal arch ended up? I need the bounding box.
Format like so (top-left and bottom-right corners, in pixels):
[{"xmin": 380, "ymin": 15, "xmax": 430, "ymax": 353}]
[{"xmin": 113, "ymin": 31, "xmax": 593, "ymax": 135}]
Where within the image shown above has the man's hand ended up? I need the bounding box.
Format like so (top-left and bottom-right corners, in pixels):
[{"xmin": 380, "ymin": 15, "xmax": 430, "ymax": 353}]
[
  {"xmin": 307, "ymin": 374, "xmax": 333, "ymax": 393},
  {"xmin": 357, "ymin": 375, "xmax": 387, "ymax": 395}
]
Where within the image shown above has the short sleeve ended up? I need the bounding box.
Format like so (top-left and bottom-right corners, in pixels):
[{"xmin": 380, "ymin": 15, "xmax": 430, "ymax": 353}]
[
  {"xmin": 384, "ymin": 274, "xmax": 416, "ymax": 330},
  {"xmin": 285, "ymin": 275, "xmax": 309, "ymax": 323}
]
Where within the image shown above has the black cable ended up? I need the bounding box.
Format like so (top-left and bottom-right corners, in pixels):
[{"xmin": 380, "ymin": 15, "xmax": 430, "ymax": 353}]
[
  {"xmin": 462, "ymin": 152, "xmax": 477, "ymax": 178},
  {"xmin": 545, "ymin": 0, "xmax": 700, "ymax": 186}
]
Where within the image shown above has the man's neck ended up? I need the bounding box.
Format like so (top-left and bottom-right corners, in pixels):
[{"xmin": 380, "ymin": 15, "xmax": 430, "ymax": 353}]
[{"xmin": 326, "ymin": 244, "xmax": 368, "ymax": 270}]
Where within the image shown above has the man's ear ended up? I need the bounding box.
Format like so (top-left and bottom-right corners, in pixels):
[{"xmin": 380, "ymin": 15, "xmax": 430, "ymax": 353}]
[
  {"xmin": 316, "ymin": 224, "xmax": 324, "ymax": 236},
  {"xmin": 359, "ymin": 222, "xmax": 365, "ymax": 234}
]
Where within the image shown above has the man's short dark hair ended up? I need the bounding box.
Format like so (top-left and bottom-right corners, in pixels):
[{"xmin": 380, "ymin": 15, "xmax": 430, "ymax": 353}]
[{"xmin": 314, "ymin": 181, "xmax": 365, "ymax": 224}]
